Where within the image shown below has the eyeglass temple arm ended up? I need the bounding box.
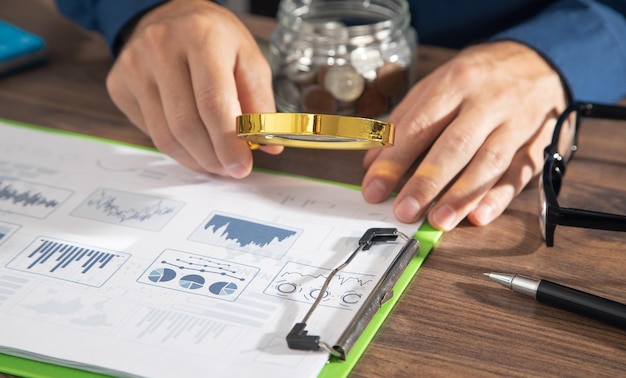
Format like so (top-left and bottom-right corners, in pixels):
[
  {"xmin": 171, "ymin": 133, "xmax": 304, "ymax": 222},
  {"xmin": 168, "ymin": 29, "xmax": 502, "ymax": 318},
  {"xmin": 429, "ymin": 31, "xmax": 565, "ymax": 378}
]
[
  {"xmin": 552, "ymin": 102, "xmax": 626, "ymax": 155},
  {"xmin": 558, "ymin": 207, "xmax": 626, "ymax": 232},
  {"xmin": 580, "ymin": 102, "xmax": 626, "ymax": 120}
]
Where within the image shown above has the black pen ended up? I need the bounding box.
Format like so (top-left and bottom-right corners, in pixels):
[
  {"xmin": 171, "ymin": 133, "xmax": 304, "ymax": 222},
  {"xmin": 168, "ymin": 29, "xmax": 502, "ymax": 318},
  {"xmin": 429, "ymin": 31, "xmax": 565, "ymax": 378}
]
[{"xmin": 485, "ymin": 272, "xmax": 626, "ymax": 329}]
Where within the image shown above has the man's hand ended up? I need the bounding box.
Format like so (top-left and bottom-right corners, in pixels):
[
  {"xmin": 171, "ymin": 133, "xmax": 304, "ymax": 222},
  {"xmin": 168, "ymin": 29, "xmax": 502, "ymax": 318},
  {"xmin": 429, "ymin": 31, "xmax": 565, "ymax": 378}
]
[
  {"xmin": 106, "ymin": 0, "xmax": 282, "ymax": 177},
  {"xmin": 362, "ymin": 41, "xmax": 567, "ymax": 229}
]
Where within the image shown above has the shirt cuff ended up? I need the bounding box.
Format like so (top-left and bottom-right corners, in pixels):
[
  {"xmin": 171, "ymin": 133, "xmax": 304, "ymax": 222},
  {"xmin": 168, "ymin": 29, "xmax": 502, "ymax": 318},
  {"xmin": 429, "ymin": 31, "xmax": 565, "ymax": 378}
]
[{"xmin": 94, "ymin": 0, "xmax": 168, "ymax": 56}]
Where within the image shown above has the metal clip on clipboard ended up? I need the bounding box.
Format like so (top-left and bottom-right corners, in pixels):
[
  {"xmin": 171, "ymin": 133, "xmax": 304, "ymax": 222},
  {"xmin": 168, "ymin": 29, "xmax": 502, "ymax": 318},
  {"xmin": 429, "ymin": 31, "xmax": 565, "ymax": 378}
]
[{"xmin": 286, "ymin": 228, "xmax": 419, "ymax": 360}]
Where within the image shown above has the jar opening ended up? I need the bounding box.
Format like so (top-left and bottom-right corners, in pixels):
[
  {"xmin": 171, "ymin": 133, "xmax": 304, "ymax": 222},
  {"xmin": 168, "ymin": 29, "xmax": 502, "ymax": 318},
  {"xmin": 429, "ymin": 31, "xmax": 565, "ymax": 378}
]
[
  {"xmin": 271, "ymin": 0, "xmax": 416, "ymax": 118},
  {"xmin": 278, "ymin": 0, "xmax": 410, "ymax": 43}
]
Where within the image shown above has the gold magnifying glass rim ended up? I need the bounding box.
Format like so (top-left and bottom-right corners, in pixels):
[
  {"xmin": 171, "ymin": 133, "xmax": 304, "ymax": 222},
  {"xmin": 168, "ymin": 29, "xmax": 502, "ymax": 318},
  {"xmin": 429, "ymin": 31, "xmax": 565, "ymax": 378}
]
[{"xmin": 236, "ymin": 113, "xmax": 394, "ymax": 150}]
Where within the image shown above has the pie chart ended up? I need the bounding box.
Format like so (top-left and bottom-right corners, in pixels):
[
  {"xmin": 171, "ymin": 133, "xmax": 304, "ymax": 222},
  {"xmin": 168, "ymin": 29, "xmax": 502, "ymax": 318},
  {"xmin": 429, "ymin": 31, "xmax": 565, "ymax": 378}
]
[
  {"xmin": 147, "ymin": 268, "xmax": 176, "ymax": 283},
  {"xmin": 209, "ymin": 281, "xmax": 238, "ymax": 296},
  {"xmin": 179, "ymin": 274, "xmax": 205, "ymax": 289}
]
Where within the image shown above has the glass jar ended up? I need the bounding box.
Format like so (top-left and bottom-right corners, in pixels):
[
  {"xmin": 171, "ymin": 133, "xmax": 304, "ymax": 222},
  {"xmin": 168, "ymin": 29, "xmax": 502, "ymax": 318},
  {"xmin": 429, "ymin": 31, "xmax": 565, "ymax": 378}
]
[{"xmin": 269, "ymin": 0, "xmax": 417, "ymax": 119}]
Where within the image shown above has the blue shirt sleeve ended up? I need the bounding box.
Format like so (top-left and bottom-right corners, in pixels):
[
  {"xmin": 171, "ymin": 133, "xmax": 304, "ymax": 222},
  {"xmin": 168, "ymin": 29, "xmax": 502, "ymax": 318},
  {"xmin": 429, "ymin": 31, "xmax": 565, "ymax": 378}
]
[
  {"xmin": 55, "ymin": 0, "xmax": 167, "ymax": 55},
  {"xmin": 489, "ymin": 0, "xmax": 626, "ymax": 103},
  {"xmin": 56, "ymin": 0, "xmax": 625, "ymax": 103}
]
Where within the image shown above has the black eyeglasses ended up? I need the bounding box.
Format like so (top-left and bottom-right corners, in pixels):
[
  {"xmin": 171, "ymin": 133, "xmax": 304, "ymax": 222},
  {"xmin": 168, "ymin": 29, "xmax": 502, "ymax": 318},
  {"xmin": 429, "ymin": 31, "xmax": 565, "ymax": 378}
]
[{"xmin": 540, "ymin": 101, "xmax": 626, "ymax": 247}]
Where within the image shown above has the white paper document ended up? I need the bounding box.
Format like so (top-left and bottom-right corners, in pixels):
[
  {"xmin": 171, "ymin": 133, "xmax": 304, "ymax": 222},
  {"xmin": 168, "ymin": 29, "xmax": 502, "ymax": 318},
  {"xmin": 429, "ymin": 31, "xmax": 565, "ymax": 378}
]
[{"xmin": 0, "ymin": 121, "xmax": 420, "ymax": 378}]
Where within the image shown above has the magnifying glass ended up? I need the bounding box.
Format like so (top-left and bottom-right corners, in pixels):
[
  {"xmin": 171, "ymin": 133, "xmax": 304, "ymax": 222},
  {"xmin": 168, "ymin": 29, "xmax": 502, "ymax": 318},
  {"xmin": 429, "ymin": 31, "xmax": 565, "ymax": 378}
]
[{"xmin": 236, "ymin": 113, "xmax": 394, "ymax": 150}]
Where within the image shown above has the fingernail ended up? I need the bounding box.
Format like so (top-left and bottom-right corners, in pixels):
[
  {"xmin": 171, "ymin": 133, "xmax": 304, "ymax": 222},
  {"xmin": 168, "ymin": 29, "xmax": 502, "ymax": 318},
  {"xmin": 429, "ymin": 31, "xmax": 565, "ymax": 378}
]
[
  {"xmin": 431, "ymin": 204, "xmax": 456, "ymax": 230},
  {"xmin": 473, "ymin": 203, "xmax": 494, "ymax": 225},
  {"xmin": 395, "ymin": 197, "xmax": 421, "ymax": 222},
  {"xmin": 226, "ymin": 163, "xmax": 250, "ymax": 179},
  {"xmin": 363, "ymin": 179, "xmax": 388, "ymax": 202}
]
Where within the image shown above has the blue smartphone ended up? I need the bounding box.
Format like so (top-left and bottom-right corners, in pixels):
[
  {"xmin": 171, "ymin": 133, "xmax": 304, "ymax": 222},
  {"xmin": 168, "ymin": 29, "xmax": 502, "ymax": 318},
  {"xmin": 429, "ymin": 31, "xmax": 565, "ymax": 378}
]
[{"xmin": 0, "ymin": 20, "xmax": 47, "ymax": 77}]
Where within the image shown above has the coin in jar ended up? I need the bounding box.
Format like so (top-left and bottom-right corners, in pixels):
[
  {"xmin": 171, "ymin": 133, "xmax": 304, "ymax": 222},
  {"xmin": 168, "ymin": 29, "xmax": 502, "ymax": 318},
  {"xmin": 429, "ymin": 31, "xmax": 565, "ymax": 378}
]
[
  {"xmin": 323, "ymin": 65, "xmax": 365, "ymax": 103},
  {"xmin": 375, "ymin": 62, "xmax": 407, "ymax": 96},
  {"xmin": 283, "ymin": 62, "xmax": 318, "ymax": 86},
  {"xmin": 275, "ymin": 76, "xmax": 300, "ymax": 99},
  {"xmin": 350, "ymin": 47, "xmax": 384, "ymax": 81},
  {"xmin": 300, "ymin": 84, "xmax": 337, "ymax": 114},
  {"xmin": 357, "ymin": 87, "xmax": 389, "ymax": 119}
]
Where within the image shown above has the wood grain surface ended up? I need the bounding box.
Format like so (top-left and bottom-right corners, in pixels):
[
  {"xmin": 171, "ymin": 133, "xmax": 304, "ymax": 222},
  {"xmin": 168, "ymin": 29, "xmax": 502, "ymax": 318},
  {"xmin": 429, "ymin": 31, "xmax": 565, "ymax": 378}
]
[{"xmin": 1, "ymin": 1, "xmax": 625, "ymax": 377}]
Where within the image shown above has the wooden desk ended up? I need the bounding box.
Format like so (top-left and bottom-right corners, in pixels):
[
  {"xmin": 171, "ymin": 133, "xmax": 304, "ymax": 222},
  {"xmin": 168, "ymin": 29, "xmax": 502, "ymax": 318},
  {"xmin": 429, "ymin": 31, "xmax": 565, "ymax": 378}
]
[{"xmin": 1, "ymin": 1, "xmax": 625, "ymax": 377}]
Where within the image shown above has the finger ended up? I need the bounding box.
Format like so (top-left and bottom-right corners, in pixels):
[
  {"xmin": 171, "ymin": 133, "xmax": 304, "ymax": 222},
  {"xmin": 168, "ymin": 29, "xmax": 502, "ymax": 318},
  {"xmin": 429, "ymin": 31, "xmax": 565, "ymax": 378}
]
[
  {"xmin": 107, "ymin": 81, "xmax": 147, "ymax": 134},
  {"xmin": 140, "ymin": 80, "xmax": 206, "ymax": 172},
  {"xmin": 108, "ymin": 53, "xmax": 204, "ymax": 171},
  {"xmin": 258, "ymin": 145, "xmax": 284, "ymax": 154},
  {"xmin": 361, "ymin": 121, "xmax": 431, "ymax": 203},
  {"xmin": 361, "ymin": 89, "xmax": 458, "ymax": 203},
  {"xmin": 234, "ymin": 38, "xmax": 284, "ymax": 156},
  {"xmin": 425, "ymin": 121, "xmax": 525, "ymax": 230},
  {"xmin": 392, "ymin": 103, "xmax": 504, "ymax": 224},
  {"xmin": 467, "ymin": 113, "xmax": 558, "ymax": 226},
  {"xmin": 465, "ymin": 147, "xmax": 536, "ymax": 226},
  {"xmin": 107, "ymin": 61, "xmax": 150, "ymax": 135},
  {"xmin": 363, "ymin": 148, "xmax": 383, "ymax": 169},
  {"xmin": 188, "ymin": 37, "xmax": 254, "ymax": 178},
  {"xmin": 235, "ymin": 39, "xmax": 275, "ymax": 113},
  {"xmin": 150, "ymin": 41, "xmax": 226, "ymax": 174}
]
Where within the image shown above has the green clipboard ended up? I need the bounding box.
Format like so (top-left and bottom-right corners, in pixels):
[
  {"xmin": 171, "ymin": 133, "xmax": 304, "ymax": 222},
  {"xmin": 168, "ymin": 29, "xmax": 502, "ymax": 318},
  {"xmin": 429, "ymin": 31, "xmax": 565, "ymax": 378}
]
[{"xmin": 0, "ymin": 119, "xmax": 443, "ymax": 378}]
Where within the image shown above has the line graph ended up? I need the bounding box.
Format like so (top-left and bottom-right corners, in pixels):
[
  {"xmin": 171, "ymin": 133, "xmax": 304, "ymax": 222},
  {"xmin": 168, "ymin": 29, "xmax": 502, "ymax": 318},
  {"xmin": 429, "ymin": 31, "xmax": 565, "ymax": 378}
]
[
  {"xmin": 188, "ymin": 213, "xmax": 300, "ymax": 259},
  {"xmin": 137, "ymin": 249, "xmax": 259, "ymax": 302},
  {"xmin": 5, "ymin": 236, "xmax": 130, "ymax": 287},
  {"xmin": 71, "ymin": 188, "xmax": 184, "ymax": 231},
  {"xmin": 264, "ymin": 261, "xmax": 375, "ymax": 309},
  {"xmin": 0, "ymin": 178, "xmax": 73, "ymax": 218}
]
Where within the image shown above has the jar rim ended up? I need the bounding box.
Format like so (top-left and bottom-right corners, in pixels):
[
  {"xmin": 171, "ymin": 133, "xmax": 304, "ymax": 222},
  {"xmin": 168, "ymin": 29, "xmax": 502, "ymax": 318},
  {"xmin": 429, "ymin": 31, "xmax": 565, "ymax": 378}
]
[{"xmin": 277, "ymin": 0, "xmax": 411, "ymax": 41}]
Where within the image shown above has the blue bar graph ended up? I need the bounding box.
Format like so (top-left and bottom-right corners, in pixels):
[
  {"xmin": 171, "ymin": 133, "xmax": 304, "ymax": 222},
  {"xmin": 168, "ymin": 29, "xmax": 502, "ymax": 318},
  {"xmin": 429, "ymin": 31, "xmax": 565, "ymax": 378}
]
[
  {"xmin": 27, "ymin": 239, "xmax": 119, "ymax": 274},
  {"xmin": 6, "ymin": 236, "xmax": 130, "ymax": 287}
]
